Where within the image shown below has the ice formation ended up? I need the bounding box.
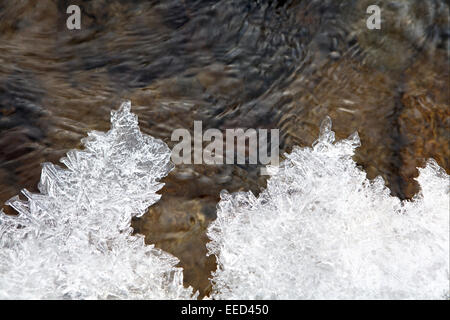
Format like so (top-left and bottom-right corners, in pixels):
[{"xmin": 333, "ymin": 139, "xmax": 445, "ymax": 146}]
[
  {"xmin": 207, "ymin": 117, "xmax": 449, "ymax": 299},
  {"xmin": 0, "ymin": 101, "xmax": 196, "ymax": 299}
]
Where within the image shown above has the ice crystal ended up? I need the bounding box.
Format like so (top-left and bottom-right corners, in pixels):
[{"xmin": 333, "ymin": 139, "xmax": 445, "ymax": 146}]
[
  {"xmin": 0, "ymin": 101, "xmax": 196, "ymax": 299},
  {"xmin": 207, "ymin": 116, "xmax": 449, "ymax": 299}
]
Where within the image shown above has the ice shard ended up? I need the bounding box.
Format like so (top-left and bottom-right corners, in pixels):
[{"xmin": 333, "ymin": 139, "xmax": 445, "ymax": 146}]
[
  {"xmin": 207, "ymin": 117, "xmax": 449, "ymax": 299},
  {"xmin": 0, "ymin": 101, "xmax": 196, "ymax": 299}
]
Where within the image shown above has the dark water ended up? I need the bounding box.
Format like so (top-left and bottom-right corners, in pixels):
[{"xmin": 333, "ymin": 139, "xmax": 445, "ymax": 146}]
[{"xmin": 0, "ymin": 0, "xmax": 448, "ymax": 297}]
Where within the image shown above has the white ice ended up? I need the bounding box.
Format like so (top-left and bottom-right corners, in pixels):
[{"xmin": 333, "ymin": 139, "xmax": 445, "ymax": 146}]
[
  {"xmin": 0, "ymin": 101, "xmax": 196, "ymax": 299},
  {"xmin": 207, "ymin": 116, "xmax": 449, "ymax": 299}
]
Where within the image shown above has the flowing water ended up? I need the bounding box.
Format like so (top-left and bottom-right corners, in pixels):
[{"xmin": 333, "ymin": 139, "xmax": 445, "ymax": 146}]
[{"xmin": 0, "ymin": 0, "xmax": 448, "ymax": 297}]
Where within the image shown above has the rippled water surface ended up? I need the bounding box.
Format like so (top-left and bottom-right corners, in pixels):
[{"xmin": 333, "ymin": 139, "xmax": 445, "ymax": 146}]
[{"xmin": 0, "ymin": 0, "xmax": 448, "ymax": 296}]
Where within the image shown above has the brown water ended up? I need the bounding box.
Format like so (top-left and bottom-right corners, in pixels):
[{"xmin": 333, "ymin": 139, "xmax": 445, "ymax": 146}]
[{"xmin": 0, "ymin": 0, "xmax": 448, "ymax": 297}]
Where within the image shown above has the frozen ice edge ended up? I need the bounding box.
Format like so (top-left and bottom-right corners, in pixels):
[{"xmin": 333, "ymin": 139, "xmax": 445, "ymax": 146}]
[
  {"xmin": 207, "ymin": 116, "xmax": 449, "ymax": 300},
  {"xmin": 0, "ymin": 102, "xmax": 448, "ymax": 300},
  {"xmin": 0, "ymin": 101, "xmax": 197, "ymax": 299}
]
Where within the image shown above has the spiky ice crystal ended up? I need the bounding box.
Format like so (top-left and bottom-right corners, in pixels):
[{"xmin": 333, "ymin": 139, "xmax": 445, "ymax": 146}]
[
  {"xmin": 207, "ymin": 117, "xmax": 449, "ymax": 299},
  {"xmin": 0, "ymin": 101, "xmax": 196, "ymax": 299}
]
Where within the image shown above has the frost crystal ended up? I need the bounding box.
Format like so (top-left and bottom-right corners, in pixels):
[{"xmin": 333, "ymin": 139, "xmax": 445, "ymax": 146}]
[
  {"xmin": 207, "ymin": 116, "xmax": 449, "ymax": 299},
  {"xmin": 0, "ymin": 101, "xmax": 196, "ymax": 299}
]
